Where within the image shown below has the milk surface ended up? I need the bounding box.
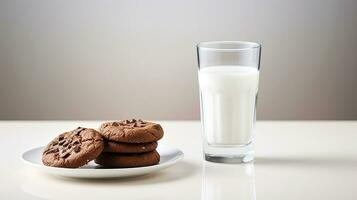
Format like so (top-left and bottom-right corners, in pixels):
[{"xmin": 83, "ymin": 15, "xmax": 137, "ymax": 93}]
[{"xmin": 199, "ymin": 66, "xmax": 259, "ymax": 145}]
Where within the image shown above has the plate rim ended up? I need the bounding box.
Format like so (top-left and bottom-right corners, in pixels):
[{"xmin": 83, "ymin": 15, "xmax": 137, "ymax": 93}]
[{"xmin": 21, "ymin": 145, "xmax": 184, "ymax": 172}]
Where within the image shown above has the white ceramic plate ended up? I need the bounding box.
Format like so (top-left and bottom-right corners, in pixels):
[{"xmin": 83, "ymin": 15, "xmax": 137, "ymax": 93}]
[{"xmin": 22, "ymin": 145, "xmax": 184, "ymax": 178}]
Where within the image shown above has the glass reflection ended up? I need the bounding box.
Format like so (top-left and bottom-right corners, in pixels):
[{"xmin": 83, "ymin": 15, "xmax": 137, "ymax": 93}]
[{"xmin": 202, "ymin": 162, "xmax": 256, "ymax": 200}]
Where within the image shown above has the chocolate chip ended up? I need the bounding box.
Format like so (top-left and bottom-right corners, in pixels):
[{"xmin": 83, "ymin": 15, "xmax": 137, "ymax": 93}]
[
  {"xmin": 133, "ymin": 123, "xmax": 138, "ymax": 127},
  {"xmin": 68, "ymin": 144, "xmax": 72, "ymax": 149},
  {"xmin": 45, "ymin": 148, "xmax": 58, "ymax": 154},
  {"xmin": 112, "ymin": 122, "xmax": 119, "ymax": 126},
  {"xmin": 131, "ymin": 119, "xmax": 136, "ymax": 123},
  {"xmin": 125, "ymin": 120, "xmax": 130, "ymax": 124},
  {"xmin": 58, "ymin": 136, "xmax": 64, "ymax": 141},
  {"xmin": 74, "ymin": 146, "xmax": 81, "ymax": 153},
  {"xmin": 138, "ymin": 119, "xmax": 143, "ymax": 122},
  {"xmin": 60, "ymin": 152, "xmax": 71, "ymax": 158},
  {"xmin": 74, "ymin": 127, "xmax": 85, "ymax": 135},
  {"xmin": 73, "ymin": 141, "xmax": 80, "ymax": 145},
  {"xmin": 59, "ymin": 140, "xmax": 65, "ymax": 145}
]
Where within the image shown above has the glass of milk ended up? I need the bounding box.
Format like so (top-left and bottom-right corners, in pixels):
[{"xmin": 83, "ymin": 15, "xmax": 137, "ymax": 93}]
[{"xmin": 197, "ymin": 41, "xmax": 261, "ymax": 163}]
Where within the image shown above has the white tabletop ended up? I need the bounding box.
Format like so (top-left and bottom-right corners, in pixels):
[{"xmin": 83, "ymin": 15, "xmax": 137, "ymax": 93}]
[{"xmin": 1, "ymin": 121, "xmax": 357, "ymax": 200}]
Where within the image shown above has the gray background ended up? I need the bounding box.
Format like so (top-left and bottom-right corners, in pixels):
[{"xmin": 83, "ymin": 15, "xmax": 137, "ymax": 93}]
[{"xmin": 0, "ymin": 0, "xmax": 356, "ymax": 120}]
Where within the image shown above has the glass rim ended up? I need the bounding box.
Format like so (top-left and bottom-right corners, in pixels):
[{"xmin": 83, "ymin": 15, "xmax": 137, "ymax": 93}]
[{"xmin": 197, "ymin": 41, "xmax": 261, "ymax": 51}]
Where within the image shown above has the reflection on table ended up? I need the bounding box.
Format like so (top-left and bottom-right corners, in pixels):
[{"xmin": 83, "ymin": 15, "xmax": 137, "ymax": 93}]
[
  {"xmin": 202, "ymin": 161, "xmax": 256, "ymax": 200},
  {"xmin": 20, "ymin": 161, "xmax": 200, "ymax": 200}
]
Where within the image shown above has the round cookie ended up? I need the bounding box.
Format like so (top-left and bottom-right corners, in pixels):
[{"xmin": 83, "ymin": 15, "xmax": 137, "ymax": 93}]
[
  {"xmin": 99, "ymin": 119, "xmax": 164, "ymax": 143},
  {"xmin": 104, "ymin": 141, "xmax": 158, "ymax": 153},
  {"xmin": 42, "ymin": 127, "xmax": 104, "ymax": 168},
  {"xmin": 95, "ymin": 150, "xmax": 160, "ymax": 168}
]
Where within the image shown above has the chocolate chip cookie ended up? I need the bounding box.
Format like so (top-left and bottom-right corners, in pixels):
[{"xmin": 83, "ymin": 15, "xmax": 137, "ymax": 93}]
[
  {"xmin": 99, "ymin": 119, "xmax": 164, "ymax": 143},
  {"xmin": 95, "ymin": 150, "xmax": 160, "ymax": 168},
  {"xmin": 42, "ymin": 127, "xmax": 104, "ymax": 168},
  {"xmin": 103, "ymin": 141, "xmax": 158, "ymax": 153}
]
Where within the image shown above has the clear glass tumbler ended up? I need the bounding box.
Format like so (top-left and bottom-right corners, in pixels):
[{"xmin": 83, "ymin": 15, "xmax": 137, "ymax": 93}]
[{"xmin": 197, "ymin": 41, "xmax": 261, "ymax": 163}]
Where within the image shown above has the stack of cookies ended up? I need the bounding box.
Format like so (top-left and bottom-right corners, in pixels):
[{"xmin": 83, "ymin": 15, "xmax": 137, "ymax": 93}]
[
  {"xmin": 95, "ymin": 119, "xmax": 164, "ymax": 168},
  {"xmin": 41, "ymin": 119, "xmax": 164, "ymax": 168}
]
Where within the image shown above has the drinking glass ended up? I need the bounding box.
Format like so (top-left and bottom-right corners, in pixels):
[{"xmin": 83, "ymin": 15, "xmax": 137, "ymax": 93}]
[{"xmin": 197, "ymin": 41, "xmax": 261, "ymax": 163}]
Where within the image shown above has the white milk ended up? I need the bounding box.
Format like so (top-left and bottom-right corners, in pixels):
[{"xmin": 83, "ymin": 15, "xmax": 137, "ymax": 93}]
[{"xmin": 199, "ymin": 66, "xmax": 259, "ymax": 146}]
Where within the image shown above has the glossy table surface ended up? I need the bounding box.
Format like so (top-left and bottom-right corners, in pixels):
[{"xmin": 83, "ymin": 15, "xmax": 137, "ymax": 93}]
[{"xmin": 1, "ymin": 121, "xmax": 357, "ymax": 200}]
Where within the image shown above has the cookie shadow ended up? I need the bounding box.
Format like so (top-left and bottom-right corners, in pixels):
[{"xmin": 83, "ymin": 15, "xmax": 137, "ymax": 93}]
[{"xmin": 55, "ymin": 160, "xmax": 198, "ymax": 185}]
